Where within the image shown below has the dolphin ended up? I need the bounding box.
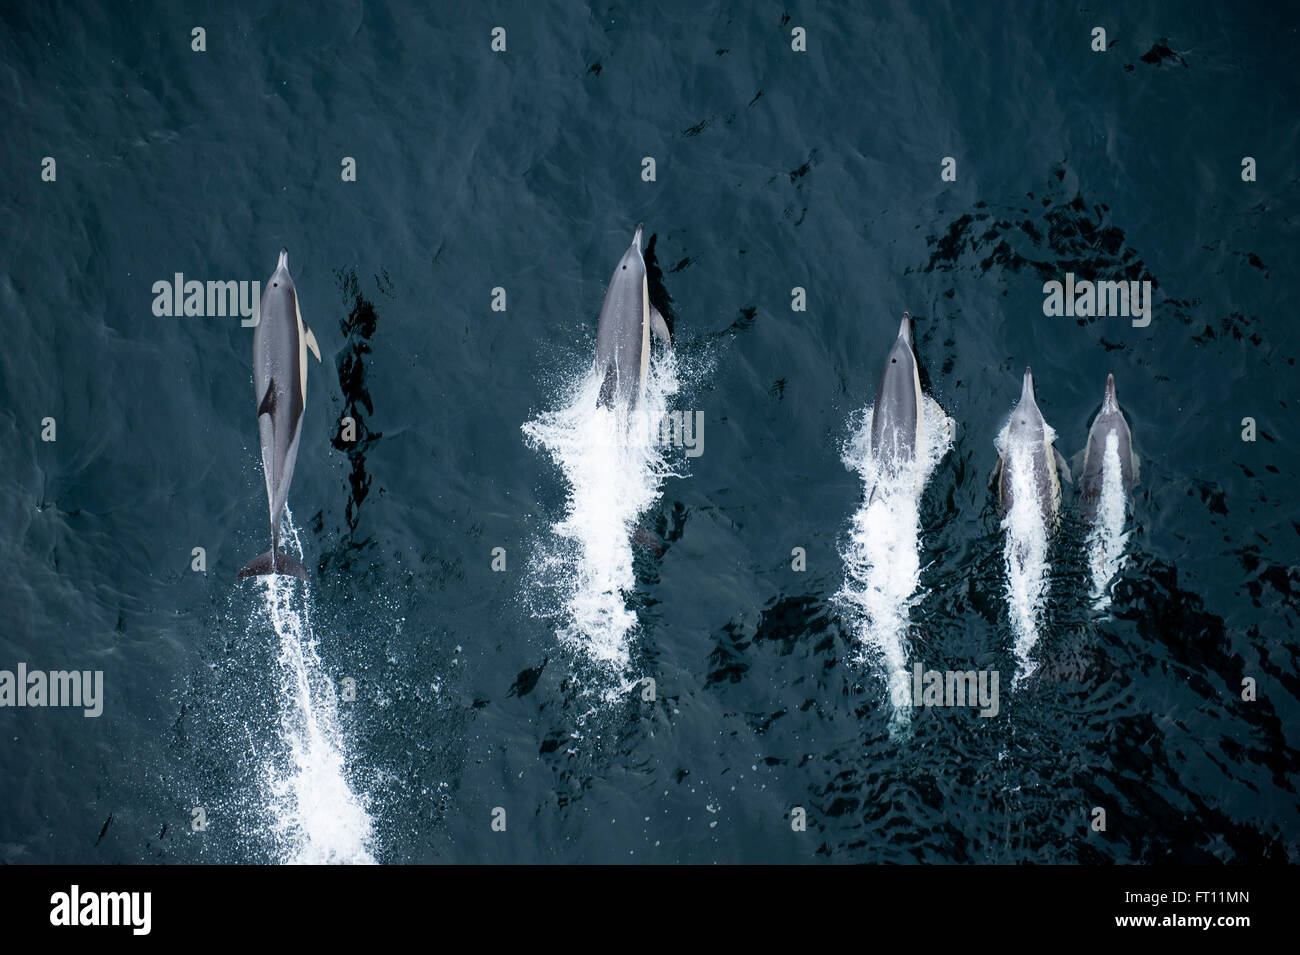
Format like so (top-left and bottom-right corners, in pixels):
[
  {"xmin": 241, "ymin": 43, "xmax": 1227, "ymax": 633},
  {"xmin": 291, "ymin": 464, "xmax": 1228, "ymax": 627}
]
[
  {"xmin": 593, "ymin": 223, "xmax": 671, "ymax": 409},
  {"xmin": 1077, "ymin": 373, "xmax": 1139, "ymax": 524},
  {"xmin": 869, "ymin": 311, "xmax": 923, "ymax": 483},
  {"xmin": 237, "ymin": 248, "xmax": 322, "ymax": 581},
  {"xmin": 992, "ymin": 366, "xmax": 1071, "ymax": 527}
]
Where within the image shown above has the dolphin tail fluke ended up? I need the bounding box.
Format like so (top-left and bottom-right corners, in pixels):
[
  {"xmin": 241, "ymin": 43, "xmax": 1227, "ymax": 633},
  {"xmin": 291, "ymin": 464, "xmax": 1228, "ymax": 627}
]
[{"xmin": 236, "ymin": 549, "xmax": 309, "ymax": 581}]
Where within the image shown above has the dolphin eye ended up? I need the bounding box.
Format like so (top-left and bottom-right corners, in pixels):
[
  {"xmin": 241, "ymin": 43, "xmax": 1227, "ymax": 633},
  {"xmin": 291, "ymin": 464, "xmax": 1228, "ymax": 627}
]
[
  {"xmin": 622, "ymin": 265, "xmax": 626, "ymax": 270},
  {"xmin": 273, "ymin": 282, "xmax": 278, "ymax": 287},
  {"xmin": 891, "ymin": 358, "xmax": 897, "ymax": 363}
]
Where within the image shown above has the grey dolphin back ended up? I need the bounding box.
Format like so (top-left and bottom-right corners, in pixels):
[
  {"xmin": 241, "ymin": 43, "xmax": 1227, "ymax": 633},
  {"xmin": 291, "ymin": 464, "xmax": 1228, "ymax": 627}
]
[
  {"xmin": 995, "ymin": 366, "xmax": 1065, "ymax": 527},
  {"xmin": 869, "ymin": 311, "xmax": 921, "ymax": 476},
  {"xmin": 237, "ymin": 248, "xmax": 320, "ymax": 582},
  {"xmin": 594, "ymin": 224, "xmax": 669, "ymax": 410},
  {"xmin": 1079, "ymin": 373, "xmax": 1138, "ymax": 522}
]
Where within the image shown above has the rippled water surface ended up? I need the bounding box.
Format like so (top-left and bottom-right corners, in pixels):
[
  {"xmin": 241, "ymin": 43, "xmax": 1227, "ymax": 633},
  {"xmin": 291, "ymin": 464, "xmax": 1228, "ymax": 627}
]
[{"xmin": 0, "ymin": 1, "xmax": 1296, "ymax": 863}]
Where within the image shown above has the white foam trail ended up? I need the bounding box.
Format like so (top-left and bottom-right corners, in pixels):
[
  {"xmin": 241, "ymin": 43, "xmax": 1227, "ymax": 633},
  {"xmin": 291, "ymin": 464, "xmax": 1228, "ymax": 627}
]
[
  {"xmin": 836, "ymin": 396, "xmax": 952, "ymax": 728},
  {"xmin": 252, "ymin": 513, "xmax": 376, "ymax": 864},
  {"xmin": 999, "ymin": 442, "xmax": 1052, "ymax": 686},
  {"xmin": 522, "ymin": 352, "xmax": 680, "ymax": 674},
  {"xmin": 1086, "ymin": 431, "xmax": 1130, "ymax": 608}
]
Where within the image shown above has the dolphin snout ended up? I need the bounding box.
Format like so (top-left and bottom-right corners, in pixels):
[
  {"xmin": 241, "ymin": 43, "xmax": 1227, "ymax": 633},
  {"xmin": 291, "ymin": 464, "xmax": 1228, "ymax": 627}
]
[
  {"xmin": 898, "ymin": 311, "xmax": 913, "ymax": 346},
  {"xmin": 1103, "ymin": 373, "xmax": 1118, "ymax": 411},
  {"xmin": 633, "ymin": 222, "xmax": 644, "ymax": 248},
  {"xmin": 277, "ymin": 248, "xmax": 290, "ymax": 270},
  {"xmin": 1020, "ymin": 366, "xmax": 1036, "ymax": 403}
]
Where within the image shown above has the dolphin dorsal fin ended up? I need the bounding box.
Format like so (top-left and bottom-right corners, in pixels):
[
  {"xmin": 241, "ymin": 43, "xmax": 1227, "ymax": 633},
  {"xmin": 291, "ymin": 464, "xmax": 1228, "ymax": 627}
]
[{"xmin": 257, "ymin": 381, "xmax": 277, "ymax": 418}]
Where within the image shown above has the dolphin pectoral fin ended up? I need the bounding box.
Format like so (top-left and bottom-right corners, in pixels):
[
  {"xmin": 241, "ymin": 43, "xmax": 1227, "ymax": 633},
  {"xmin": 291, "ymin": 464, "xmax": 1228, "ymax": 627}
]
[
  {"xmin": 295, "ymin": 297, "xmax": 322, "ymax": 362},
  {"xmin": 303, "ymin": 324, "xmax": 322, "ymax": 362},
  {"xmin": 597, "ymin": 363, "xmax": 618, "ymax": 408},
  {"xmin": 257, "ymin": 381, "xmax": 277, "ymax": 418},
  {"xmin": 989, "ymin": 455, "xmax": 1004, "ymax": 493},
  {"xmin": 650, "ymin": 306, "xmax": 672, "ymax": 345},
  {"xmin": 1054, "ymin": 447, "xmax": 1073, "ymax": 484},
  {"xmin": 236, "ymin": 549, "xmax": 309, "ymax": 581}
]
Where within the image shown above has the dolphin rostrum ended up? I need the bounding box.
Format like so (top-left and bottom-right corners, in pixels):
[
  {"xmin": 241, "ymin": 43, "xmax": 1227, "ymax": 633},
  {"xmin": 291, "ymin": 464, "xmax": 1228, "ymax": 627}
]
[
  {"xmin": 1078, "ymin": 373, "xmax": 1139, "ymax": 524},
  {"xmin": 593, "ymin": 223, "xmax": 671, "ymax": 409},
  {"xmin": 237, "ymin": 248, "xmax": 321, "ymax": 581},
  {"xmin": 992, "ymin": 366, "xmax": 1071, "ymax": 527},
  {"xmin": 870, "ymin": 311, "xmax": 923, "ymax": 483}
]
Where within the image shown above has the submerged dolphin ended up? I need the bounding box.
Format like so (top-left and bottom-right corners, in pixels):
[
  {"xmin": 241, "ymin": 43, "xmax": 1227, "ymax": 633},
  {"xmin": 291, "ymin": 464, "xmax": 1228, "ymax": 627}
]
[
  {"xmin": 869, "ymin": 311, "xmax": 923, "ymax": 483},
  {"xmin": 237, "ymin": 248, "xmax": 322, "ymax": 581},
  {"xmin": 1078, "ymin": 373, "xmax": 1139, "ymax": 524},
  {"xmin": 992, "ymin": 366, "xmax": 1071, "ymax": 527},
  {"xmin": 593, "ymin": 223, "xmax": 671, "ymax": 409}
]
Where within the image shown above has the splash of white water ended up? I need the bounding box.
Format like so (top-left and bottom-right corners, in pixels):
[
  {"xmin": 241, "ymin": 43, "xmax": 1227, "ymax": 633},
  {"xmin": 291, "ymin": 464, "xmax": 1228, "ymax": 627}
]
[
  {"xmin": 999, "ymin": 442, "xmax": 1052, "ymax": 686},
  {"xmin": 836, "ymin": 396, "xmax": 952, "ymax": 727},
  {"xmin": 522, "ymin": 352, "xmax": 680, "ymax": 674},
  {"xmin": 1086, "ymin": 431, "xmax": 1130, "ymax": 608},
  {"xmin": 252, "ymin": 514, "xmax": 375, "ymax": 864}
]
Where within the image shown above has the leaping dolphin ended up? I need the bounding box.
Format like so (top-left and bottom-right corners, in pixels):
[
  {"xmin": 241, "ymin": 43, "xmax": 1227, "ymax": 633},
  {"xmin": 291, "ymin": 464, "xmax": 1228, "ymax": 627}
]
[
  {"xmin": 1078, "ymin": 373, "xmax": 1139, "ymax": 524},
  {"xmin": 593, "ymin": 223, "xmax": 671, "ymax": 409},
  {"xmin": 869, "ymin": 311, "xmax": 923, "ymax": 484},
  {"xmin": 237, "ymin": 248, "xmax": 322, "ymax": 581},
  {"xmin": 992, "ymin": 366, "xmax": 1071, "ymax": 527}
]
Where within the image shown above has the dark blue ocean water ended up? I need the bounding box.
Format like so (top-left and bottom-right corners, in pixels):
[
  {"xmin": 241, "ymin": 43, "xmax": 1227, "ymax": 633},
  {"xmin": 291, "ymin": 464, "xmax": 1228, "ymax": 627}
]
[{"xmin": 0, "ymin": 1, "xmax": 1296, "ymax": 863}]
